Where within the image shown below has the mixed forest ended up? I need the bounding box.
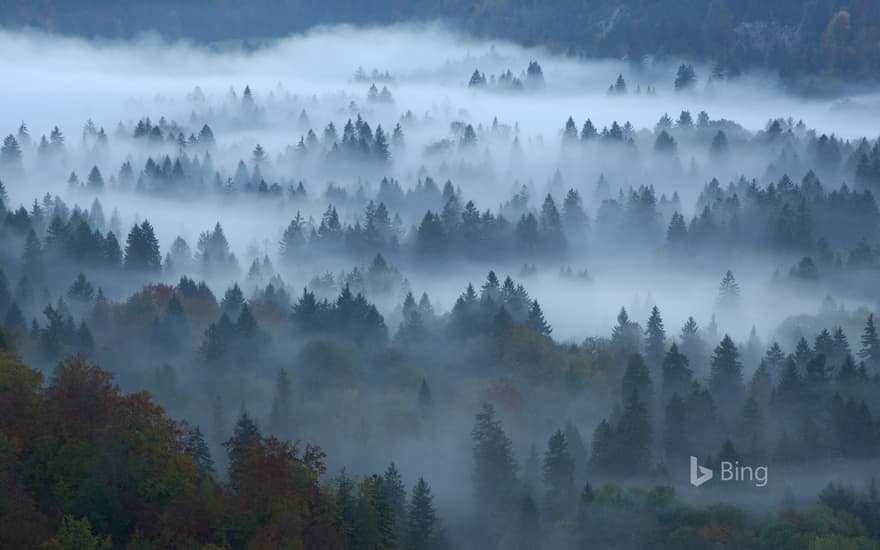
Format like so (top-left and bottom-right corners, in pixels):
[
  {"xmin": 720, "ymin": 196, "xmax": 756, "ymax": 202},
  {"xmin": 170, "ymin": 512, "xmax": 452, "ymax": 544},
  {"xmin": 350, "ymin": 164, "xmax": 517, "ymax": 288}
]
[{"xmin": 1, "ymin": 22, "xmax": 880, "ymax": 550}]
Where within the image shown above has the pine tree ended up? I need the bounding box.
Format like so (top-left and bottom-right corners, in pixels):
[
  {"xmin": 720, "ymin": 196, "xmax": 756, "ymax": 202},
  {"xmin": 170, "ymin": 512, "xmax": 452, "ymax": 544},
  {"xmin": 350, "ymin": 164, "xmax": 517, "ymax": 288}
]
[
  {"xmin": 374, "ymin": 124, "xmax": 390, "ymax": 163},
  {"xmin": 526, "ymin": 299, "xmax": 552, "ymax": 336},
  {"xmin": 542, "ymin": 429, "xmax": 575, "ymax": 520},
  {"xmin": 764, "ymin": 341, "xmax": 786, "ymax": 382},
  {"xmin": 663, "ymin": 393, "xmax": 689, "ymax": 461},
  {"xmin": 405, "ymin": 478, "xmax": 443, "ymax": 550},
  {"xmin": 717, "ymin": 270, "xmax": 740, "ymax": 309},
  {"xmin": 563, "ymin": 418, "xmax": 588, "ymax": 477},
  {"xmin": 383, "ymin": 462, "xmax": 408, "ymax": 542},
  {"xmin": 611, "ymin": 307, "xmax": 641, "ymax": 355},
  {"xmin": 644, "ymin": 306, "xmax": 666, "ymax": 375},
  {"xmin": 859, "ymin": 314, "xmax": 880, "ymax": 367},
  {"xmin": 622, "ymin": 353, "xmax": 653, "ymax": 404},
  {"xmin": 471, "ymin": 403, "xmax": 518, "ymax": 510},
  {"xmin": 616, "ymin": 391, "xmax": 653, "ymax": 475},
  {"xmin": 709, "ymin": 335, "xmax": 746, "ymax": 419},
  {"xmin": 662, "ymin": 343, "xmax": 693, "ymax": 401},
  {"xmin": 183, "ymin": 425, "xmax": 214, "ymax": 475},
  {"xmin": 225, "ymin": 406, "xmax": 261, "ymax": 487},
  {"xmin": 679, "ymin": 316, "xmax": 706, "ymax": 374},
  {"xmin": 124, "ymin": 220, "xmax": 161, "ymax": 271},
  {"xmin": 674, "ymin": 64, "xmax": 697, "ymax": 90},
  {"xmin": 589, "ymin": 419, "xmax": 615, "ymax": 474},
  {"xmin": 86, "ymin": 166, "xmax": 104, "ymax": 190},
  {"xmin": 0, "ymin": 135, "xmax": 23, "ymax": 169},
  {"xmin": 710, "ymin": 130, "xmax": 729, "ymax": 155}
]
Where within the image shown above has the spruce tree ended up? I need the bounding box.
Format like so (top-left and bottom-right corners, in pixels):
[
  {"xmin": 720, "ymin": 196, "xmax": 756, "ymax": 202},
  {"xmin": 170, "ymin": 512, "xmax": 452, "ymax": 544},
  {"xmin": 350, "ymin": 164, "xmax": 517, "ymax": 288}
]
[
  {"xmin": 383, "ymin": 462, "xmax": 407, "ymax": 543},
  {"xmin": 716, "ymin": 270, "xmax": 740, "ymax": 309},
  {"xmin": 471, "ymin": 403, "xmax": 518, "ymax": 511},
  {"xmin": 405, "ymin": 478, "xmax": 442, "ymax": 550},
  {"xmin": 709, "ymin": 335, "xmax": 745, "ymax": 419},
  {"xmin": 542, "ymin": 429, "xmax": 575, "ymax": 520},
  {"xmin": 615, "ymin": 392, "xmax": 653, "ymax": 475},
  {"xmin": 622, "ymin": 353, "xmax": 653, "ymax": 404},
  {"xmin": 662, "ymin": 343, "xmax": 693, "ymax": 401},
  {"xmin": 644, "ymin": 305, "xmax": 666, "ymax": 375},
  {"xmin": 859, "ymin": 314, "xmax": 880, "ymax": 367},
  {"xmin": 526, "ymin": 299, "xmax": 552, "ymax": 336}
]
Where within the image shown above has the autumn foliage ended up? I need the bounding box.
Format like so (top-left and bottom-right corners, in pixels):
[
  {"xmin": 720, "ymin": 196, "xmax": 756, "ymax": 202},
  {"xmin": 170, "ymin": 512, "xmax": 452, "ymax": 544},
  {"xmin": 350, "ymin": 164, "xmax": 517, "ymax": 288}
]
[{"xmin": 0, "ymin": 351, "xmax": 341, "ymax": 548}]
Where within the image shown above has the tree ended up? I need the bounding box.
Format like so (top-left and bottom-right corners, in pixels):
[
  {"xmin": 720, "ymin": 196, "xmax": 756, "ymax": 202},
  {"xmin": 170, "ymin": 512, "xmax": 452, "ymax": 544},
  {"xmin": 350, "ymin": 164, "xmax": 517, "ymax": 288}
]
[
  {"xmin": 526, "ymin": 299, "xmax": 552, "ymax": 336},
  {"xmin": 383, "ymin": 462, "xmax": 407, "ymax": 542},
  {"xmin": 41, "ymin": 516, "xmax": 111, "ymax": 550},
  {"xmin": 86, "ymin": 166, "xmax": 104, "ymax": 190},
  {"xmin": 225, "ymin": 406, "xmax": 261, "ymax": 487},
  {"xmin": 0, "ymin": 135, "xmax": 22, "ymax": 171},
  {"xmin": 124, "ymin": 220, "xmax": 161, "ymax": 271},
  {"xmin": 654, "ymin": 131, "xmax": 677, "ymax": 154},
  {"xmin": 542, "ymin": 429, "xmax": 575, "ymax": 520},
  {"xmin": 374, "ymin": 125, "xmax": 390, "ymax": 163},
  {"xmin": 405, "ymin": 478, "xmax": 443, "ymax": 550},
  {"xmin": 539, "ymin": 194, "xmax": 565, "ymax": 253},
  {"xmin": 858, "ymin": 314, "xmax": 880, "ymax": 367},
  {"xmin": 644, "ymin": 306, "xmax": 666, "ymax": 376},
  {"xmin": 468, "ymin": 69, "xmax": 486, "ymax": 87},
  {"xmin": 471, "ymin": 403, "xmax": 518, "ymax": 510},
  {"xmin": 674, "ymin": 64, "xmax": 696, "ymax": 90},
  {"xmin": 611, "ymin": 307, "xmax": 641, "ymax": 355},
  {"xmin": 662, "ymin": 343, "xmax": 693, "ymax": 401},
  {"xmin": 562, "ymin": 188, "xmax": 588, "ymax": 236},
  {"xmin": 710, "ymin": 130, "xmax": 729, "ymax": 155},
  {"xmin": 621, "ymin": 353, "xmax": 652, "ymax": 404},
  {"xmin": 709, "ymin": 335, "xmax": 745, "ymax": 419},
  {"xmin": 615, "ymin": 391, "xmax": 653, "ymax": 475},
  {"xmin": 717, "ymin": 270, "xmax": 740, "ymax": 309},
  {"xmin": 280, "ymin": 212, "xmax": 306, "ymax": 264},
  {"xmin": 182, "ymin": 425, "xmax": 214, "ymax": 475}
]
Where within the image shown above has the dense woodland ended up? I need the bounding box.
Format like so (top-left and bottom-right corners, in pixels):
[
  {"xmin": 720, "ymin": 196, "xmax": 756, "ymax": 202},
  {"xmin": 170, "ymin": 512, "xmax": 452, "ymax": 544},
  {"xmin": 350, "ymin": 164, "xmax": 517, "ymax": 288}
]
[
  {"xmin": 3, "ymin": 0, "xmax": 880, "ymax": 79},
  {"xmin": 2, "ymin": 23, "xmax": 880, "ymax": 550}
]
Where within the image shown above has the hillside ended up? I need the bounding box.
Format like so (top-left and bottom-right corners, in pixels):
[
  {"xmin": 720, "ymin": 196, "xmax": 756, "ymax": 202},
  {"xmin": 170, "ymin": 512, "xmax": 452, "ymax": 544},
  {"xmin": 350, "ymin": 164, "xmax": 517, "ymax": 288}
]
[{"xmin": 2, "ymin": 0, "xmax": 879, "ymax": 79}]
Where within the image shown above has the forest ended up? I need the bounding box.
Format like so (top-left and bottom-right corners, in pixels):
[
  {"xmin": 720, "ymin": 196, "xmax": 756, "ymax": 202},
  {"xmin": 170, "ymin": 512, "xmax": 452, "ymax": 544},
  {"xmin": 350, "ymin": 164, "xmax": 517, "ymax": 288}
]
[
  {"xmin": 1, "ymin": 19, "xmax": 880, "ymax": 550},
  {"xmin": 3, "ymin": 0, "xmax": 880, "ymax": 79}
]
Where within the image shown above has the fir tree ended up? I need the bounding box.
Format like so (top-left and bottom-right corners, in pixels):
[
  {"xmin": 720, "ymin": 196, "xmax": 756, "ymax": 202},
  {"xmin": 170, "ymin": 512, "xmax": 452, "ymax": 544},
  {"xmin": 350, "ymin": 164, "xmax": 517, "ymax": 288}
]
[
  {"xmin": 644, "ymin": 305, "xmax": 666, "ymax": 375},
  {"xmin": 709, "ymin": 335, "xmax": 745, "ymax": 418},
  {"xmin": 859, "ymin": 314, "xmax": 880, "ymax": 366},
  {"xmin": 405, "ymin": 478, "xmax": 443, "ymax": 550},
  {"xmin": 542, "ymin": 429, "xmax": 575, "ymax": 520},
  {"xmin": 716, "ymin": 270, "xmax": 740, "ymax": 309},
  {"xmin": 526, "ymin": 299, "xmax": 552, "ymax": 336}
]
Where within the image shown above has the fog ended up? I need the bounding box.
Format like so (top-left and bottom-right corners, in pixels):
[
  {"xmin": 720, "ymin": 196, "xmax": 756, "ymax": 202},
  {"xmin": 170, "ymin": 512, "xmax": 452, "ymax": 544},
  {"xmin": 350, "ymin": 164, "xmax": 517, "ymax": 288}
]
[{"xmin": 2, "ymin": 21, "xmax": 880, "ymax": 549}]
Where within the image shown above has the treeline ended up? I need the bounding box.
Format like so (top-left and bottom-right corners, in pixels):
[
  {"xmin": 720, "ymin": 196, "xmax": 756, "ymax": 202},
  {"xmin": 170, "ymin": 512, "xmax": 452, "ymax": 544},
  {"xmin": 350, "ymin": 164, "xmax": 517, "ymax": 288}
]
[
  {"xmin": 2, "ymin": 0, "xmax": 880, "ymax": 78},
  {"xmin": 4, "ymin": 343, "xmax": 880, "ymax": 548}
]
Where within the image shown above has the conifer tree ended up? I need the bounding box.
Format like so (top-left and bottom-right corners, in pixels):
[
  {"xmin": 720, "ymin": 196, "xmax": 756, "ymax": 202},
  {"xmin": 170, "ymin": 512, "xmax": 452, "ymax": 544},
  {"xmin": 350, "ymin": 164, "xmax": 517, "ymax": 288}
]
[
  {"xmin": 622, "ymin": 353, "xmax": 653, "ymax": 404},
  {"xmin": 526, "ymin": 299, "xmax": 552, "ymax": 336},
  {"xmin": 542, "ymin": 429, "xmax": 575, "ymax": 520},
  {"xmin": 644, "ymin": 305, "xmax": 666, "ymax": 375},
  {"xmin": 716, "ymin": 270, "xmax": 740, "ymax": 309},
  {"xmin": 709, "ymin": 335, "xmax": 745, "ymax": 419},
  {"xmin": 405, "ymin": 478, "xmax": 443, "ymax": 550},
  {"xmin": 662, "ymin": 343, "xmax": 693, "ymax": 401},
  {"xmin": 859, "ymin": 314, "xmax": 880, "ymax": 367},
  {"xmin": 471, "ymin": 403, "xmax": 518, "ymax": 510}
]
